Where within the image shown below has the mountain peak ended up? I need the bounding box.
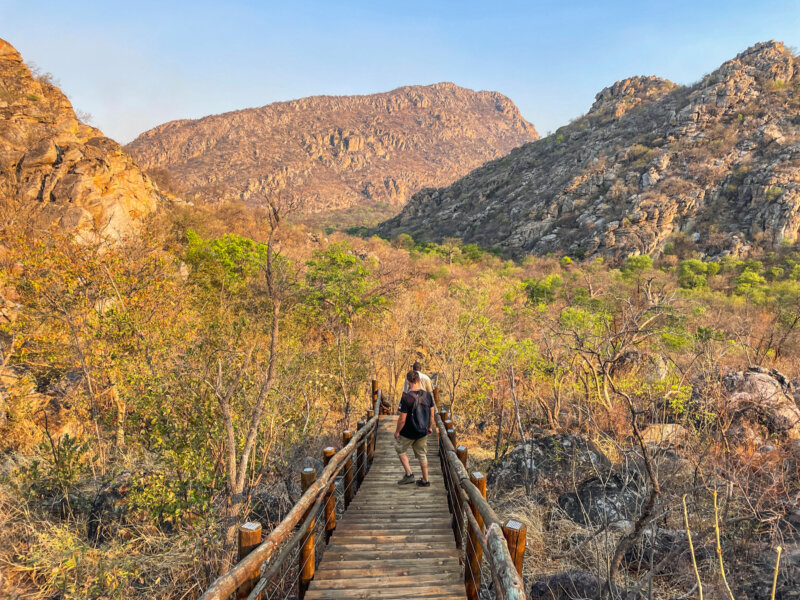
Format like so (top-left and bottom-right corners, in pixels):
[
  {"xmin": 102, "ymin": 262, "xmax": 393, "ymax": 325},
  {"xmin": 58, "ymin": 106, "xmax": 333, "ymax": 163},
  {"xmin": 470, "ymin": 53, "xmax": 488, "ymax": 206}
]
[
  {"xmin": 590, "ymin": 75, "xmax": 676, "ymax": 118},
  {"xmin": 380, "ymin": 41, "xmax": 800, "ymax": 261},
  {"xmin": 126, "ymin": 85, "xmax": 538, "ymax": 215},
  {"xmin": 715, "ymin": 40, "xmax": 794, "ymax": 84},
  {"xmin": 0, "ymin": 38, "xmax": 22, "ymax": 62},
  {"xmin": 0, "ymin": 37, "xmax": 161, "ymax": 239}
]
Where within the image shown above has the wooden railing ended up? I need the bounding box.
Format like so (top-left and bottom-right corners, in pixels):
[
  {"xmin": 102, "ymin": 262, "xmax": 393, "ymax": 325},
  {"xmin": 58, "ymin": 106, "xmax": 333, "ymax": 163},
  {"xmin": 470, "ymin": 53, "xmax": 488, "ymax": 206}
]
[
  {"xmin": 433, "ymin": 388, "xmax": 527, "ymax": 600},
  {"xmin": 199, "ymin": 380, "xmax": 528, "ymax": 600},
  {"xmin": 199, "ymin": 383, "xmax": 382, "ymax": 600}
]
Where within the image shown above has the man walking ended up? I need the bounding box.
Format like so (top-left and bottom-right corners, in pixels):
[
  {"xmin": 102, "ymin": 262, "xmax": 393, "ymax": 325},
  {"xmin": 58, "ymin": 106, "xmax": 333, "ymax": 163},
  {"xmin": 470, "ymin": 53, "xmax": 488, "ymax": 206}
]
[
  {"xmin": 395, "ymin": 370, "xmax": 435, "ymax": 486},
  {"xmin": 402, "ymin": 360, "xmax": 434, "ymax": 393}
]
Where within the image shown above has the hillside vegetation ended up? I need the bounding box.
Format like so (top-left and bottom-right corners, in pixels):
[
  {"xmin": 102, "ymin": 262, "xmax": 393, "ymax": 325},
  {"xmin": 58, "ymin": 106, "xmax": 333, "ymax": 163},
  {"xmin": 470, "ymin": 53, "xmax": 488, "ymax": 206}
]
[{"xmin": 1, "ymin": 203, "xmax": 799, "ymax": 598}]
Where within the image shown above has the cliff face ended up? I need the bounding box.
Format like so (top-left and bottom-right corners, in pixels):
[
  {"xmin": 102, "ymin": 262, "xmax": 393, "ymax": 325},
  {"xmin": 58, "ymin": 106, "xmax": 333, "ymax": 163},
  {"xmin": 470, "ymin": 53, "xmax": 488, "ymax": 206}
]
[
  {"xmin": 380, "ymin": 42, "xmax": 800, "ymax": 260},
  {"xmin": 125, "ymin": 83, "xmax": 538, "ymax": 213},
  {"xmin": 0, "ymin": 39, "xmax": 162, "ymax": 239}
]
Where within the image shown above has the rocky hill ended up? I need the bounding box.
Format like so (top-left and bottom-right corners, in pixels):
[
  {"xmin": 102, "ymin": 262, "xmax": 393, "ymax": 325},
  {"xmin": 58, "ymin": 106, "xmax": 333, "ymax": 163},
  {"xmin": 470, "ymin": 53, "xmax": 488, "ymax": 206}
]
[
  {"xmin": 380, "ymin": 42, "xmax": 800, "ymax": 260},
  {"xmin": 125, "ymin": 83, "xmax": 538, "ymax": 216},
  {"xmin": 0, "ymin": 38, "xmax": 162, "ymax": 240}
]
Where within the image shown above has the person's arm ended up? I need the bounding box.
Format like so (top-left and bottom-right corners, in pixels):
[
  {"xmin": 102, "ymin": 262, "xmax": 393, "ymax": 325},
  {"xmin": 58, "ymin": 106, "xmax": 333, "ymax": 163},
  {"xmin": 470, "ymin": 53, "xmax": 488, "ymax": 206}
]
[
  {"xmin": 395, "ymin": 395, "xmax": 408, "ymax": 440},
  {"xmin": 395, "ymin": 413, "xmax": 407, "ymax": 440},
  {"xmin": 428, "ymin": 406, "xmax": 435, "ymax": 435}
]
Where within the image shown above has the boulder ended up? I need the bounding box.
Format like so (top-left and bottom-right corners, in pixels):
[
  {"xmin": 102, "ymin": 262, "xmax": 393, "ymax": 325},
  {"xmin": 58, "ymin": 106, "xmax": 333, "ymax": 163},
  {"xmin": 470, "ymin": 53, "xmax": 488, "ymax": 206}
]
[
  {"xmin": 529, "ymin": 570, "xmax": 639, "ymax": 600},
  {"xmin": 300, "ymin": 456, "xmax": 324, "ymax": 477},
  {"xmin": 737, "ymin": 545, "xmax": 800, "ymax": 600},
  {"xmin": 251, "ymin": 489, "xmax": 292, "ymax": 527},
  {"xmin": 487, "ymin": 434, "xmax": 610, "ymax": 492},
  {"xmin": 622, "ymin": 527, "xmax": 712, "ymax": 572},
  {"xmin": 87, "ymin": 471, "xmax": 132, "ymax": 545},
  {"xmin": 529, "ymin": 570, "xmax": 603, "ymax": 600},
  {"xmin": 722, "ymin": 368, "xmax": 800, "ymax": 438},
  {"xmin": 640, "ymin": 424, "xmax": 690, "ymax": 447},
  {"xmin": 557, "ymin": 473, "xmax": 644, "ymax": 527}
]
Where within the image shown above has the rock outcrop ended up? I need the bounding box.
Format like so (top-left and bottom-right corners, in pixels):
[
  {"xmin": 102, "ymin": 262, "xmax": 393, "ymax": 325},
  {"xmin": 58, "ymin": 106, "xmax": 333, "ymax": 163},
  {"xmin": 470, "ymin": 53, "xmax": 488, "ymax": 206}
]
[
  {"xmin": 0, "ymin": 38, "xmax": 162, "ymax": 239},
  {"xmin": 487, "ymin": 434, "xmax": 610, "ymax": 492},
  {"xmin": 691, "ymin": 366, "xmax": 800, "ymax": 439},
  {"xmin": 125, "ymin": 83, "xmax": 537, "ymax": 216},
  {"xmin": 380, "ymin": 42, "xmax": 800, "ymax": 260}
]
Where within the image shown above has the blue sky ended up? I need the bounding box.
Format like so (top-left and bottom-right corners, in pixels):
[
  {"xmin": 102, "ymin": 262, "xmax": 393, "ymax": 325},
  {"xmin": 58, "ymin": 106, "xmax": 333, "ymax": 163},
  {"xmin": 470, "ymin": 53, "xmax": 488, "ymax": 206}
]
[{"xmin": 2, "ymin": 0, "xmax": 798, "ymax": 143}]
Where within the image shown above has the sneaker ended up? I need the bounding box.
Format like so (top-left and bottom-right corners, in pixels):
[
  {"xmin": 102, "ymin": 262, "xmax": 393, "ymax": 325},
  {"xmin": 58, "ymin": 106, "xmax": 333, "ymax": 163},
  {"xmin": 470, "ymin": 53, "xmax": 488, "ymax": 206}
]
[
  {"xmin": 416, "ymin": 479, "xmax": 431, "ymax": 487},
  {"xmin": 397, "ymin": 473, "xmax": 415, "ymax": 485}
]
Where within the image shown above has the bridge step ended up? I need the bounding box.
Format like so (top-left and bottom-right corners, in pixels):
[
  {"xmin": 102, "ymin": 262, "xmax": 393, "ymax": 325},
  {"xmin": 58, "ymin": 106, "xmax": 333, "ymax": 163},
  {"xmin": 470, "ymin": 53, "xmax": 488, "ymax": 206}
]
[{"xmin": 307, "ymin": 415, "xmax": 466, "ymax": 600}]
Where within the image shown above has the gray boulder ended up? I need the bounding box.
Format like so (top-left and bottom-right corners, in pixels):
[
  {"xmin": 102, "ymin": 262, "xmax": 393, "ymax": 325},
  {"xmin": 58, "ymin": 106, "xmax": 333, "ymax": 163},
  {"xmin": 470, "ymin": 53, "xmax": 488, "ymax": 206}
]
[
  {"xmin": 721, "ymin": 368, "xmax": 800, "ymax": 438},
  {"xmin": 87, "ymin": 471, "xmax": 131, "ymax": 545},
  {"xmin": 487, "ymin": 434, "xmax": 610, "ymax": 492},
  {"xmin": 557, "ymin": 473, "xmax": 644, "ymax": 527},
  {"xmin": 529, "ymin": 570, "xmax": 640, "ymax": 600},
  {"xmin": 529, "ymin": 570, "xmax": 603, "ymax": 600},
  {"xmin": 738, "ymin": 545, "xmax": 800, "ymax": 600}
]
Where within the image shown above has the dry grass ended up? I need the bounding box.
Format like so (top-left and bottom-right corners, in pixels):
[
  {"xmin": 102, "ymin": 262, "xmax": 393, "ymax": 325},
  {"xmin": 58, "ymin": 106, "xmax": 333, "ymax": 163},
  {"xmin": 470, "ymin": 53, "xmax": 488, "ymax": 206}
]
[{"xmin": 0, "ymin": 483, "xmax": 217, "ymax": 600}]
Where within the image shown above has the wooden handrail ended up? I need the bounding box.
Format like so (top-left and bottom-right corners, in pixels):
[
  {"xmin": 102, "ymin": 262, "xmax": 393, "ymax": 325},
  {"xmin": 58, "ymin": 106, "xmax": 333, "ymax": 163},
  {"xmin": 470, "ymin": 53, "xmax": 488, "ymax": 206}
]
[
  {"xmin": 433, "ymin": 405, "xmax": 527, "ymax": 600},
  {"xmin": 200, "ymin": 408, "xmax": 380, "ymax": 600}
]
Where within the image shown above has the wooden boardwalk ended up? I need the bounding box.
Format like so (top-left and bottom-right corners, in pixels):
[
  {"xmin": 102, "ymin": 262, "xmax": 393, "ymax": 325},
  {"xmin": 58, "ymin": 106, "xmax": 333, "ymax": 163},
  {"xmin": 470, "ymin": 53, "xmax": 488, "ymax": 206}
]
[{"xmin": 306, "ymin": 415, "xmax": 467, "ymax": 600}]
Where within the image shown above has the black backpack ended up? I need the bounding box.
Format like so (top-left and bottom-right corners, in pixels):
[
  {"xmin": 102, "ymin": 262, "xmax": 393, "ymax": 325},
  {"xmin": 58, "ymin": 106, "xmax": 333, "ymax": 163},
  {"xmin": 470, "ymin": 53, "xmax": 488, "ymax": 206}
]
[{"xmin": 406, "ymin": 391, "xmax": 431, "ymax": 436}]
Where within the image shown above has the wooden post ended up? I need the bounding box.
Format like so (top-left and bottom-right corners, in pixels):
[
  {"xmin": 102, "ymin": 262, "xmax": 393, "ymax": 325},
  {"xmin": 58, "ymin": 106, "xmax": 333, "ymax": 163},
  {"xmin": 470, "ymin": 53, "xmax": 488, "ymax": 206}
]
[
  {"xmin": 356, "ymin": 419, "xmax": 367, "ymax": 485},
  {"xmin": 323, "ymin": 447, "xmax": 336, "ymax": 542},
  {"xmin": 299, "ymin": 468, "xmax": 317, "ymax": 600},
  {"xmin": 236, "ymin": 522, "xmax": 262, "ymax": 599},
  {"xmin": 466, "ymin": 471, "xmax": 487, "ymax": 600},
  {"xmin": 503, "ymin": 519, "xmax": 527, "ymax": 577},
  {"xmin": 447, "ymin": 427, "xmax": 457, "ymax": 448},
  {"xmin": 433, "ymin": 386, "xmax": 440, "ymax": 407},
  {"xmin": 343, "ymin": 430, "xmax": 354, "ymax": 507},
  {"xmin": 456, "ymin": 444, "xmax": 468, "ymax": 468},
  {"xmin": 371, "ymin": 379, "xmax": 378, "ymax": 404},
  {"xmin": 366, "ymin": 410, "xmax": 375, "ymax": 465},
  {"xmin": 452, "ymin": 444, "xmax": 469, "ymax": 561}
]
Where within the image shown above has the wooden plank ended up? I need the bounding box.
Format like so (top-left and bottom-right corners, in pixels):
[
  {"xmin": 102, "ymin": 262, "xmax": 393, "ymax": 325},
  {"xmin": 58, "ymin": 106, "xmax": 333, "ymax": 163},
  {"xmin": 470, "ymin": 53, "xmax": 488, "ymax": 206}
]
[
  {"xmin": 326, "ymin": 543, "xmax": 454, "ymax": 552},
  {"xmin": 329, "ymin": 527, "xmax": 453, "ymax": 535},
  {"xmin": 322, "ymin": 549, "xmax": 460, "ymax": 561},
  {"xmin": 316, "ymin": 565, "xmax": 462, "ymax": 578},
  {"xmin": 311, "ymin": 573, "xmax": 460, "ymax": 589},
  {"xmin": 327, "ymin": 534, "xmax": 456, "ymax": 544},
  {"xmin": 304, "ymin": 585, "xmax": 468, "ymax": 599}
]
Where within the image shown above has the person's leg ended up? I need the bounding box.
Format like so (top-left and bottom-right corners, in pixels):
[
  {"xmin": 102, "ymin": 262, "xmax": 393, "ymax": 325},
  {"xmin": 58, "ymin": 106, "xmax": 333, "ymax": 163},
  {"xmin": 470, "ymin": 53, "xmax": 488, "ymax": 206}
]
[
  {"xmin": 395, "ymin": 436, "xmax": 415, "ymax": 484},
  {"xmin": 413, "ymin": 437, "xmax": 429, "ymax": 483},
  {"xmin": 420, "ymin": 459, "xmax": 429, "ymax": 482},
  {"xmin": 399, "ymin": 453, "xmax": 412, "ymax": 476}
]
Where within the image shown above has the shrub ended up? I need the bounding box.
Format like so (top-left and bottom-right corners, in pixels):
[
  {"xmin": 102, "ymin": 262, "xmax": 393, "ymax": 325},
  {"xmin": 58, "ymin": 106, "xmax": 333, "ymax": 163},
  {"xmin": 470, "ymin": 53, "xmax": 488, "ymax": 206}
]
[
  {"xmin": 765, "ymin": 186, "xmax": 784, "ymax": 202},
  {"xmin": 393, "ymin": 233, "xmax": 415, "ymax": 250},
  {"xmin": 522, "ymin": 273, "xmax": 563, "ymax": 304},
  {"xmin": 559, "ymin": 256, "xmax": 572, "ymax": 267},
  {"xmin": 461, "ymin": 244, "xmax": 483, "ymax": 262},
  {"xmin": 678, "ymin": 259, "xmax": 710, "ymax": 289},
  {"xmin": 735, "ymin": 269, "xmax": 767, "ymax": 297},
  {"xmin": 622, "ymin": 254, "xmax": 653, "ymax": 276}
]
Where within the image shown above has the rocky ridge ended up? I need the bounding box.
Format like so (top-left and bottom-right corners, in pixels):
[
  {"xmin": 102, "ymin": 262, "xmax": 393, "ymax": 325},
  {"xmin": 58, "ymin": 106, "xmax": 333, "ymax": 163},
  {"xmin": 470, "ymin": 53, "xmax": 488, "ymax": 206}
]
[
  {"xmin": 0, "ymin": 38, "xmax": 162, "ymax": 239},
  {"xmin": 380, "ymin": 42, "xmax": 800, "ymax": 260},
  {"xmin": 125, "ymin": 83, "xmax": 538, "ymax": 215}
]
